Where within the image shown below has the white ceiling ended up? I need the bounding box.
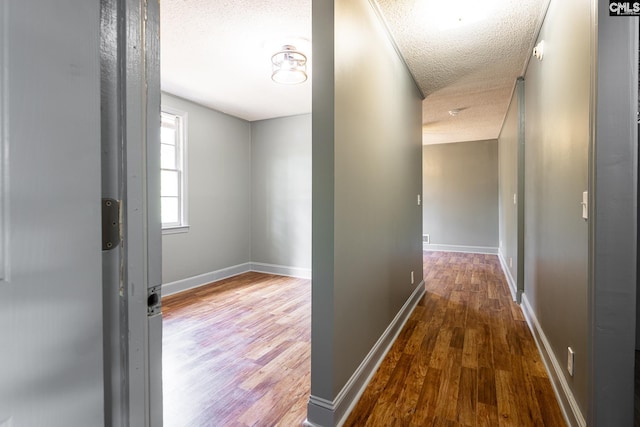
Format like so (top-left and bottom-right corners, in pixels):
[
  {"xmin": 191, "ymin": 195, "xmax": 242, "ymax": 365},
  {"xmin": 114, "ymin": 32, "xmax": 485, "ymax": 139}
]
[
  {"xmin": 160, "ymin": 0, "xmax": 312, "ymax": 121},
  {"xmin": 160, "ymin": 0, "xmax": 548, "ymax": 144}
]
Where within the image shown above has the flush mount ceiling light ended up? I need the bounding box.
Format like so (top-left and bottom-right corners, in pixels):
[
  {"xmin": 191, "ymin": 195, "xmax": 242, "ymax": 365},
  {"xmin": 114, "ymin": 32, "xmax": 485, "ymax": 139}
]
[{"xmin": 271, "ymin": 45, "xmax": 307, "ymax": 85}]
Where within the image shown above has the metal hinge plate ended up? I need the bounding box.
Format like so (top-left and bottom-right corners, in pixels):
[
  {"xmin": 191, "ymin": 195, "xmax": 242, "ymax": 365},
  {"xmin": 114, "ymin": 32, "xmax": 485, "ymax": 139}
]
[{"xmin": 102, "ymin": 198, "xmax": 121, "ymax": 251}]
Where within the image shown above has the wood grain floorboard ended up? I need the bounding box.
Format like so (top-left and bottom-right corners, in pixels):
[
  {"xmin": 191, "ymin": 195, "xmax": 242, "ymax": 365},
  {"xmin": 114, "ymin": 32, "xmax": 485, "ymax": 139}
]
[
  {"xmin": 344, "ymin": 251, "xmax": 566, "ymax": 427},
  {"xmin": 162, "ymin": 272, "xmax": 310, "ymax": 427}
]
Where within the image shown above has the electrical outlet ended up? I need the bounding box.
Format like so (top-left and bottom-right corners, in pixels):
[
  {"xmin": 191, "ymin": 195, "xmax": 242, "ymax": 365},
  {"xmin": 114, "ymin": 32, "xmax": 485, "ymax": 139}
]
[
  {"xmin": 411, "ymin": 271, "xmax": 414, "ymax": 285},
  {"xmin": 567, "ymin": 347, "xmax": 575, "ymax": 376},
  {"xmin": 423, "ymin": 234, "xmax": 430, "ymax": 244}
]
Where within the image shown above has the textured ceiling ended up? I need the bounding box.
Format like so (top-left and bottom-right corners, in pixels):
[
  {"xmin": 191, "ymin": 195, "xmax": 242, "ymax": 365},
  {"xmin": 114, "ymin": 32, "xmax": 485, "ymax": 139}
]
[
  {"xmin": 160, "ymin": 0, "xmax": 311, "ymax": 121},
  {"xmin": 160, "ymin": 0, "xmax": 548, "ymax": 143},
  {"xmin": 376, "ymin": 0, "xmax": 549, "ymax": 144}
]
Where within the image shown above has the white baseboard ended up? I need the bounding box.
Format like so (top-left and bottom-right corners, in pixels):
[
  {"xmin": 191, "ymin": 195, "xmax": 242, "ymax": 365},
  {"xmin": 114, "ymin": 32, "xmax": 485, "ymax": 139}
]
[
  {"xmin": 162, "ymin": 263, "xmax": 252, "ymax": 296},
  {"xmin": 305, "ymin": 281, "xmax": 426, "ymax": 427},
  {"xmin": 250, "ymin": 262, "xmax": 312, "ymax": 279},
  {"xmin": 521, "ymin": 294, "xmax": 586, "ymax": 427},
  {"xmin": 162, "ymin": 262, "xmax": 311, "ymax": 297},
  {"xmin": 497, "ymin": 251, "xmax": 518, "ymax": 302},
  {"xmin": 422, "ymin": 243, "xmax": 498, "ymax": 254}
]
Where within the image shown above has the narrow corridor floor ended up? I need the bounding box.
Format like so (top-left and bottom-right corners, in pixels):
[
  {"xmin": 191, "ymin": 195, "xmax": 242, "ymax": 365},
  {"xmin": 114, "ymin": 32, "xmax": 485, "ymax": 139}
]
[{"xmin": 344, "ymin": 251, "xmax": 566, "ymax": 427}]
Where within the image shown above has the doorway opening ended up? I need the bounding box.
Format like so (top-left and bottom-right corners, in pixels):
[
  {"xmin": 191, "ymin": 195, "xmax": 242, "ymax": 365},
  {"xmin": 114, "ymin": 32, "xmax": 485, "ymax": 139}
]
[{"xmin": 156, "ymin": 1, "xmax": 313, "ymax": 423}]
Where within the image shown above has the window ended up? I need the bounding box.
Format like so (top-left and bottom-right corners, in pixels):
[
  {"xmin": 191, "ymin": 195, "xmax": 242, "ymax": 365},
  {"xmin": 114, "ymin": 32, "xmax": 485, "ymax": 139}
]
[{"xmin": 161, "ymin": 107, "xmax": 188, "ymax": 233}]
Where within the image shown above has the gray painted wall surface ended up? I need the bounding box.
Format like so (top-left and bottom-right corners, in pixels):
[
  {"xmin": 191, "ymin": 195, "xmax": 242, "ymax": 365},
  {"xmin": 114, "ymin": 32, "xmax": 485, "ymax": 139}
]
[
  {"xmin": 311, "ymin": 0, "xmax": 423, "ymax": 410},
  {"xmin": 523, "ymin": 0, "xmax": 590, "ymax": 414},
  {"xmin": 251, "ymin": 115, "xmax": 312, "ymax": 269},
  {"xmin": 161, "ymin": 93, "xmax": 252, "ymax": 283},
  {"xmin": 498, "ymin": 91, "xmax": 519, "ymax": 285},
  {"xmin": 590, "ymin": 4, "xmax": 637, "ymax": 425},
  {"xmin": 423, "ymin": 140, "xmax": 499, "ymax": 248}
]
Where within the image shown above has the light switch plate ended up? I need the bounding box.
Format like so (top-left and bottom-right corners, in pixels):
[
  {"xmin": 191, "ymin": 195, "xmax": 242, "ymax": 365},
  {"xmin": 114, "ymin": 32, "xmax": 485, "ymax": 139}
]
[{"xmin": 581, "ymin": 191, "xmax": 588, "ymax": 220}]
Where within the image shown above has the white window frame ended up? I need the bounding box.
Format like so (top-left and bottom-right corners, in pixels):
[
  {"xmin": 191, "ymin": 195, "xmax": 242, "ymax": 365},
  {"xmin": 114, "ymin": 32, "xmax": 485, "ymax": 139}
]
[{"xmin": 160, "ymin": 106, "xmax": 189, "ymax": 234}]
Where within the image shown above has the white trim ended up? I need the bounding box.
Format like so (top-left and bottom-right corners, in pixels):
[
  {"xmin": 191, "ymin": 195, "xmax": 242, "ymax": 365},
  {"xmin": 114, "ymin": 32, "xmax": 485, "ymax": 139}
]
[
  {"xmin": 160, "ymin": 105, "xmax": 189, "ymax": 230},
  {"xmin": 305, "ymin": 281, "xmax": 426, "ymax": 426},
  {"xmin": 162, "ymin": 263, "xmax": 252, "ymax": 296},
  {"xmin": 161, "ymin": 262, "xmax": 313, "ymax": 296},
  {"xmin": 161, "ymin": 225, "xmax": 190, "ymax": 235},
  {"xmin": 422, "ymin": 243, "xmax": 499, "ymax": 254},
  {"xmin": 497, "ymin": 250, "xmax": 517, "ymax": 302},
  {"xmin": 250, "ymin": 262, "xmax": 312, "ymax": 279},
  {"xmin": 521, "ymin": 294, "xmax": 586, "ymax": 427}
]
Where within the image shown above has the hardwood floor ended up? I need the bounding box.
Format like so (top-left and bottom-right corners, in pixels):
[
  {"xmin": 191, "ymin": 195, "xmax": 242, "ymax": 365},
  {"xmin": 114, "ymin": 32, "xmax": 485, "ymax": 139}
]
[
  {"xmin": 162, "ymin": 252, "xmax": 565, "ymax": 426},
  {"xmin": 344, "ymin": 251, "xmax": 566, "ymax": 427},
  {"xmin": 162, "ymin": 272, "xmax": 311, "ymax": 426}
]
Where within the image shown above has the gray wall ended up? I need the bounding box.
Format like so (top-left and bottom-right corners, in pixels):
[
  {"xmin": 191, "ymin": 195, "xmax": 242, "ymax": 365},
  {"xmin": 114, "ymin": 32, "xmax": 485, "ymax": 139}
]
[
  {"xmin": 161, "ymin": 94, "xmax": 312, "ymax": 284},
  {"xmin": 161, "ymin": 93, "xmax": 252, "ymax": 283},
  {"xmin": 251, "ymin": 114, "xmax": 312, "ymax": 269},
  {"xmin": 498, "ymin": 89, "xmax": 519, "ymax": 286},
  {"xmin": 310, "ymin": 0, "xmax": 423, "ymax": 423},
  {"xmin": 523, "ymin": 0, "xmax": 590, "ymax": 416},
  {"xmin": 590, "ymin": 3, "xmax": 637, "ymax": 424},
  {"xmin": 422, "ymin": 140, "xmax": 499, "ymax": 249}
]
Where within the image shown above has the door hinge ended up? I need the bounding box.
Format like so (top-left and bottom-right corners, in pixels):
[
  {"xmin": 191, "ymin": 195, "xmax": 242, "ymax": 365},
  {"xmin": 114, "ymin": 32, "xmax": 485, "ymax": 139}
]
[
  {"xmin": 102, "ymin": 198, "xmax": 121, "ymax": 251},
  {"xmin": 147, "ymin": 285, "xmax": 162, "ymax": 316}
]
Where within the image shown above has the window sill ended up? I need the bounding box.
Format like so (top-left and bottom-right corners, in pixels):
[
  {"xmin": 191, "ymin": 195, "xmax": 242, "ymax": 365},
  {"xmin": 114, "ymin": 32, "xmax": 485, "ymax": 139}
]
[{"xmin": 162, "ymin": 225, "xmax": 190, "ymax": 235}]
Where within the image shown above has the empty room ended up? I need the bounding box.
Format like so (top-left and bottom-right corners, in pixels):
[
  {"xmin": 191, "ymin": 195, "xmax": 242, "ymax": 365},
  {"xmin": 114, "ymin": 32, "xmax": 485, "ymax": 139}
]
[
  {"xmin": 155, "ymin": 0, "xmax": 638, "ymax": 426},
  {"xmin": 158, "ymin": 1, "xmax": 312, "ymax": 424}
]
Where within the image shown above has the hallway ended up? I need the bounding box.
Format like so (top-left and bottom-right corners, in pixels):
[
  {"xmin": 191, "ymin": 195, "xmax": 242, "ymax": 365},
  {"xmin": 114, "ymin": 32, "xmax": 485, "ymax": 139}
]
[{"xmin": 345, "ymin": 251, "xmax": 565, "ymax": 426}]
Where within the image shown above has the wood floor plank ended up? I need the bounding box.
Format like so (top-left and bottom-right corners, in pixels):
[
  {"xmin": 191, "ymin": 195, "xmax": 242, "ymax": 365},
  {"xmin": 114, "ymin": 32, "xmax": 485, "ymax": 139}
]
[
  {"xmin": 532, "ymin": 374, "xmax": 569, "ymax": 427},
  {"xmin": 456, "ymin": 366, "xmax": 477, "ymax": 426},
  {"xmin": 478, "ymin": 367, "xmax": 497, "ymax": 410},
  {"xmin": 462, "ymin": 328, "xmax": 478, "ymax": 369},
  {"xmin": 477, "ymin": 401, "xmax": 500, "ymax": 427},
  {"xmin": 365, "ymin": 353, "xmax": 416, "ymax": 425},
  {"xmin": 495, "ymin": 369, "xmax": 520, "ymax": 427},
  {"xmin": 434, "ymin": 348, "xmax": 463, "ymax": 422},
  {"xmin": 408, "ymin": 367, "xmax": 442, "ymax": 427}
]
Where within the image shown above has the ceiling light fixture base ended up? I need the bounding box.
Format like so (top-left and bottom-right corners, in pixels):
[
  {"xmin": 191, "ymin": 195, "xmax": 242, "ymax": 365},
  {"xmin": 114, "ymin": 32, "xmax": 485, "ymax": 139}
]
[{"xmin": 271, "ymin": 45, "xmax": 307, "ymax": 85}]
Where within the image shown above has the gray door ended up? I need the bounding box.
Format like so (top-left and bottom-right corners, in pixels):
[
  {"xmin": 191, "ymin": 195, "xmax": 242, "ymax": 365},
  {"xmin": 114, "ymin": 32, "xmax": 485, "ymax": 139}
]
[{"xmin": 0, "ymin": 1, "xmax": 105, "ymax": 426}]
